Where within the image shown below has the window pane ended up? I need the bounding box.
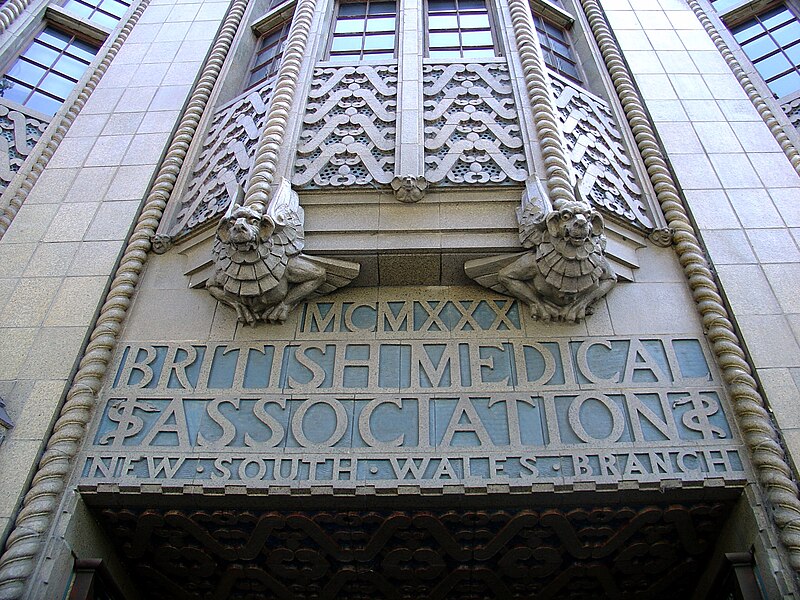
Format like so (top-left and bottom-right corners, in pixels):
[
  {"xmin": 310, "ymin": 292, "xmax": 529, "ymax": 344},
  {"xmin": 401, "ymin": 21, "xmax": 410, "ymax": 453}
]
[
  {"xmin": 768, "ymin": 69, "xmax": 800, "ymax": 96},
  {"xmin": 429, "ymin": 31, "xmax": 459, "ymax": 47},
  {"xmin": 429, "ymin": 49, "xmax": 461, "ymax": 58},
  {"xmin": 756, "ymin": 51, "xmax": 792, "ymax": 78},
  {"xmin": 331, "ymin": 36, "xmax": 362, "ymax": 51},
  {"xmin": 335, "ymin": 18, "xmax": 365, "ymax": 33},
  {"xmin": 763, "ymin": 6, "xmax": 793, "ymax": 28},
  {"xmin": 40, "ymin": 72, "xmax": 75, "ymax": 98},
  {"xmin": 462, "ymin": 29, "xmax": 492, "ymax": 47},
  {"xmin": 62, "ymin": 1, "xmax": 93, "ymax": 18},
  {"xmin": 462, "ymin": 47, "xmax": 494, "ymax": 57},
  {"xmin": 459, "ymin": 13, "xmax": 489, "ymax": 28},
  {"xmin": 366, "ymin": 16, "xmax": 395, "ymax": 32},
  {"xmin": 772, "ymin": 21, "xmax": 800, "ymax": 46},
  {"xmin": 733, "ymin": 20, "xmax": 764, "ymax": 43},
  {"xmin": 338, "ymin": 2, "xmax": 367, "ymax": 15},
  {"xmin": 363, "ymin": 51, "xmax": 393, "ymax": 59},
  {"xmin": 428, "ymin": 0, "xmax": 456, "ymax": 10},
  {"xmin": 458, "ymin": 0, "xmax": 485, "ymax": 9},
  {"xmin": 6, "ymin": 60, "xmax": 46, "ymax": 85},
  {"xmin": 363, "ymin": 33, "xmax": 394, "ymax": 49},
  {"xmin": 429, "ymin": 14, "xmax": 458, "ymax": 29},
  {"xmin": 368, "ymin": 1, "xmax": 394, "ymax": 14},
  {"xmin": 90, "ymin": 11, "xmax": 119, "ymax": 28},
  {"xmin": 55, "ymin": 54, "xmax": 90, "ymax": 77},
  {"xmin": 68, "ymin": 39, "xmax": 99, "ymax": 62},
  {"xmin": 785, "ymin": 43, "xmax": 800, "ymax": 65},
  {"xmin": 38, "ymin": 29, "xmax": 70, "ymax": 49},
  {"xmin": 26, "ymin": 91, "xmax": 61, "ymax": 115},
  {"xmin": 742, "ymin": 35, "xmax": 778, "ymax": 60},
  {"xmin": 22, "ymin": 43, "xmax": 59, "ymax": 66},
  {"xmin": 1, "ymin": 80, "xmax": 32, "ymax": 105}
]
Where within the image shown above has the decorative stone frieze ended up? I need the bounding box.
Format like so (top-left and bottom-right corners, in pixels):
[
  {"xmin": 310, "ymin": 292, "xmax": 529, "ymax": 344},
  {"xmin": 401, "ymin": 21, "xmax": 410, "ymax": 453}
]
[
  {"xmin": 168, "ymin": 82, "xmax": 275, "ymax": 241},
  {"xmin": 0, "ymin": 101, "xmax": 49, "ymax": 194},
  {"xmin": 466, "ymin": 195, "xmax": 616, "ymax": 322},
  {"xmin": 423, "ymin": 63, "xmax": 528, "ymax": 185},
  {"xmin": 207, "ymin": 178, "xmax": 359, "ymax": 324},
  {"xmin": 293, "ymin": 64, "xmax": 397, "ymax": 188},
  {"xmin": 782, "ymin": 93, "xmax": 800, "ymax": 132},
  {"xmin": 550, "ymin": 72, "xmax": 652, "ymax": 231}
]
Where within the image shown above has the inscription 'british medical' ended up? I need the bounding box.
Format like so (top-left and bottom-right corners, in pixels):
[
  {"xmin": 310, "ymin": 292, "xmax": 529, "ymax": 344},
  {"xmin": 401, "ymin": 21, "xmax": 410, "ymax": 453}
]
[{"xmin": 80, "ymin": 297, "xmax": 745, "ymax": 488}]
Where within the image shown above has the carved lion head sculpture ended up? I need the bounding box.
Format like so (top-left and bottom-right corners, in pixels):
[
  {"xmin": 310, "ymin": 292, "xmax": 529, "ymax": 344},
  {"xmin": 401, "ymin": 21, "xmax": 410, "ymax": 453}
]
[
  {"xmin": 546, "ymin": 199, "xmax": 605, "ymax": 247},
  {"xmin": 217, "ymin": 205, "xmax": 276, "ymax": 249}
]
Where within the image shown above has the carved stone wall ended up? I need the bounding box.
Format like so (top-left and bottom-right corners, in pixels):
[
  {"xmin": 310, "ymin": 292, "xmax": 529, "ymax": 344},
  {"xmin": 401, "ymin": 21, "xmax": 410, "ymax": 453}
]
[
  {"xmin": 168, "ymin": 82, "xmax": 275, "ymax": 239},
  {"xmin": 293, "ymin": 65, "xmax": 397, "ymax": 188},
  {"xmin": 0, "ymin": 100, "xmax": 48, "ymax": 193},
  {"xmin": 550, "ymin": 73, "xmax": 652, "ymax": 230},
  {"xmin": 423, "ymin": 63, "xmax": 528, "ymax": 185}
]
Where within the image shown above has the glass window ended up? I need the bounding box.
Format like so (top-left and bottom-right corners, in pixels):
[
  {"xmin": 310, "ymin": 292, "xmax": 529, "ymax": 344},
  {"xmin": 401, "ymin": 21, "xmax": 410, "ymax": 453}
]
[
  {"xmin": 427, "ymin": 0, "xmax": 496, "ymax": 59},
  {"xmin": 732, "ymin": 4, "xmax": 800, "ymax": 99},
  {"xmin": 0, "ymin": 27, "xmax": 99, "ymax": 116},
  {"xmin": 61, "ymin": 0, "xmax": 131, "ymax": 28},
  {"xmin": 246, "ymin": 19, "xmax": 292, "ymax": 89},
  {"xmin": 328, "ymin": 1, "xmax": 396, "ymax": 61},
  {"xmin": 533, "ymin": 14, "xmax": 581, "ymax": 82}
]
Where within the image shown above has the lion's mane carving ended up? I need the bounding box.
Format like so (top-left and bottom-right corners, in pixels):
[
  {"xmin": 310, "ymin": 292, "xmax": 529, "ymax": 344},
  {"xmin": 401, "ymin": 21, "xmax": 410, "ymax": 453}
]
[
  {"xmin": 495, "ymin": 198, "xmax": 617, "ymax": 322},
  {"xmin": 207, "ymin": 180, "xmax": 329, "ymax": 325}
]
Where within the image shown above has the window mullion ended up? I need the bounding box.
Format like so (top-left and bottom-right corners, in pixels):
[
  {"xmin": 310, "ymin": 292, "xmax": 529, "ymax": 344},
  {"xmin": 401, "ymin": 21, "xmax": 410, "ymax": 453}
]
[{"xmin": 396, "ymin": 0, "xmax": 425, "ymax": 178}]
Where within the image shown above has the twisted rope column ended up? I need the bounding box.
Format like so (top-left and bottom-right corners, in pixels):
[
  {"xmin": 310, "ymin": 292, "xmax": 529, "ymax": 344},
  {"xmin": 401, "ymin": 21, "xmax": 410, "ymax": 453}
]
[
  {"xmin": 0, "ymin": 0, "xmax": 249, "ymax": 595},
  {"xmin": 0, "ymin": 1, "xmax": 150, "ymax": 240},
  {"xmin": 0, "ymin": 0, "xmax": 33, "ymax": 35},
  {"xmin": 687, "ymin": 0, "xmax": 800, "ymax": 174},
  {"xmin": 580, "ymin": 0, "xmax": 800, "ymax": 573},
  {"xmin": 506, "ymin": 0, "xmax": 576, "ymax": 205},
  {"xmin": 242, "ymin": 0, "xmax": 317, "ymax": 212}
]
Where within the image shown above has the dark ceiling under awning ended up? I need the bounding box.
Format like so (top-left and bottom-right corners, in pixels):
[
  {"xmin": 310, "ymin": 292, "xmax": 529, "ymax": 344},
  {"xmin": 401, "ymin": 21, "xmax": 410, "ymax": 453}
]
[{"xmin": 88, "ymin": 490, "xmax": 741, "ymax": 600}]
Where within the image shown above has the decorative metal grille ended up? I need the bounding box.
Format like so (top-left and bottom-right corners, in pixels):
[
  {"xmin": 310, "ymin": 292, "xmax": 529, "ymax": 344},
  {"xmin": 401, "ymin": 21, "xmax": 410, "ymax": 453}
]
[{"xmin": 0, "ymin": 99, "xmax": 49, "ymax": 193}]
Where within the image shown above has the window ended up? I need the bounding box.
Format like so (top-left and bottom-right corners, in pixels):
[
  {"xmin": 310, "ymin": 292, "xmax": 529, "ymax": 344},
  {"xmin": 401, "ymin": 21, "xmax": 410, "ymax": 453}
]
[
  {"xmin": 427, "ymin": 0, "xmax": 496, "ymax": 59},
  {"xmin": 533, "ymin": 13, "xmax": 580, "ymax": 82},
  {"xmin": 247, "ymin": 20, "xmax": 292, "ymax": 89},
  {"xmin": 731, "ymin": 5, "xmax": 800, "ymax": 98},
  {"xmin": 0, "ymin": 27, "xmax": 98, "ymax": 116},
  {"xmin": 61, "ymin": 0, "xmax": 131, "ymax": 29},
  {"xmin": 328, "ymin": 1, "xmax": 396, "ymax": 62}
]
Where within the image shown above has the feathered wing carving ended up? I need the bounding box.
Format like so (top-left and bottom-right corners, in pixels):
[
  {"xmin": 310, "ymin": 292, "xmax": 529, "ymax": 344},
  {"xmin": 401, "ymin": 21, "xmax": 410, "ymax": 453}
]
[{"xmin": 207, "ymin": 179, "xmax": 359, "ymax": 324}]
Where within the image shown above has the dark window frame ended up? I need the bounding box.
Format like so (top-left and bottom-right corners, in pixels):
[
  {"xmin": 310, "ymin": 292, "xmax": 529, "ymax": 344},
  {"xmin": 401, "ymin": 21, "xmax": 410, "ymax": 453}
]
[
  {"xmin": 246, "ymin": 18, "xmax": 293, "ymax": 90},
  {"xmin": 0, "ymin": 24, "xmax": 99, "ymax": 116},
  {"xmin": 532, "ymin": 12, "xmax": 582, "ymax": 83},
  {"xmin": 60, "ymin": 0, "xmax": 131, "ymax": 29},
  {"xmin": 424, "ymin": 0, "xmax": 501, "ymax": 60},
  {"xmin": 326, "ymin": 0, "xmax": 398, "ymax": 63}
]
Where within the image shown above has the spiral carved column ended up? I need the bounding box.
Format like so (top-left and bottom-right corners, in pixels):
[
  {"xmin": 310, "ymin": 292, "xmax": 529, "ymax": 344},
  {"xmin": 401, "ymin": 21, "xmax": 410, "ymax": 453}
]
[
  {"xmin": 580, "ymin": 0, "xmax": 800, "ymax": 573},
  {"xmin": 242, "ymin": 0, "xmax": 318, "ymax": 213},
  {"xmin": 0, "ymin": 0, "xmax": 249, "ymax": 596}
]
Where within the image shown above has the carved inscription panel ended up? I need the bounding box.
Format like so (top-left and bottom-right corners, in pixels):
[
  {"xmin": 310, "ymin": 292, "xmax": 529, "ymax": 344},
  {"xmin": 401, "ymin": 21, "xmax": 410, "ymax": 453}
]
[{"xmin": 81, "ymin": 291, "xmax": 745, "ymax": 490}]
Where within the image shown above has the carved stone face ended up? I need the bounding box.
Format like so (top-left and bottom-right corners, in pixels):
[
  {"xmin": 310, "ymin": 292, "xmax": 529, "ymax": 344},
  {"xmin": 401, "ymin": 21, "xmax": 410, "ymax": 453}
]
[
  {"xmin": 547, "ymin": 202, "xmax": 603, "ymax": 246},
  {"xmin": 219, "ymin": 206, "xmax": 265, "ymax": 247}
]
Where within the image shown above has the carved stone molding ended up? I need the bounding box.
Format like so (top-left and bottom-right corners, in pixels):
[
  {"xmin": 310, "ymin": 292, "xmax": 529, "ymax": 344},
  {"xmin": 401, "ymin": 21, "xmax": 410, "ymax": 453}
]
[
  {"xmin": 579, "ymin": 0, "xmax": 800, "ymax": 574},
  {"xmin": 168, "ymin": 83, "xmax": 275, "ymax": 240},
  {"xmin": 423, "ymin": 63, "xmax": 527, "ymax": 185},
  {"xmin": 550, "ymin": 73, "xmax": 651, "ymax": 231},
  {"xmin": 686, "ymin": 0, "xmax": 800, "ymax": 175},
  {"xmin": 0, "ymin": 0, "xmax": 249, "ymax": 595},
  {"xmin": 95, "ymin": 503, "xmax": 733, "ymax": 599},
  {"xmin": 0, "ymin": 0, "xmax": 33, "ymax": 35},
  {"xmin": 242, "ymin": 0, "xmax": 318, "ymax": 213},
  {"xmin": 293, "ymin": 64, "xmax": 397, "ymax": 188},
  {"xmin": 507, "ymin": 0, "xmax": 578, "ymax": 206},
  {"xmin": 0, "ymin": 101, "xmax": 49, "ymax": 194}
]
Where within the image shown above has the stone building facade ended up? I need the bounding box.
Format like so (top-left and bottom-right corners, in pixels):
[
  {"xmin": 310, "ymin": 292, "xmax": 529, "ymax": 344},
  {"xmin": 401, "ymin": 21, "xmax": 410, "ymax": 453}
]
[{"xmin": 0, "ymin": 0, "xmax": 799, "ymax": 597}]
